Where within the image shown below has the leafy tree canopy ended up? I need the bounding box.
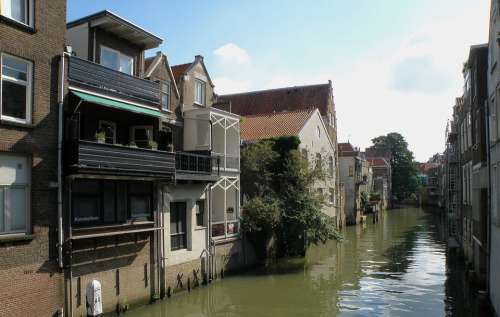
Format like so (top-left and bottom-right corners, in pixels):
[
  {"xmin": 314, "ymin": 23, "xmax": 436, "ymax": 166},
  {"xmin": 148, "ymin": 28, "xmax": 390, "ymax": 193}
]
[{"xmin": 371, "ymin": 132, "xmax": 420, "ymax": 201}]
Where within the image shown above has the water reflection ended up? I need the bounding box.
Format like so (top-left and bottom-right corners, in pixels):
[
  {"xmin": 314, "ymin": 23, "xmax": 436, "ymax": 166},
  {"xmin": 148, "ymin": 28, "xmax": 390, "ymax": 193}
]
[{"xmin": 126, "ymin": 208, "xmax": 490, "ymax": 317}]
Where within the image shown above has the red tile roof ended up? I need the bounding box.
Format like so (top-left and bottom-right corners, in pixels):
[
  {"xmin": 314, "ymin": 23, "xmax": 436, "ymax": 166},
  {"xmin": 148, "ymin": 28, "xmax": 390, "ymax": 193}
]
[
  {"xmin": 171, "ymin": 63, "xmax": 191, "ymax": 84},
  {"xmin": 241, "ymin": 109, "xmax": 315, "ymax": 142},
  {"xmin": 218, "ymin": 83, "xmax": 332, "ymax": 117},
  {"xmin": 367, "ymin": 158, "xmax": 389, "ymax": 167},
  {"xmin": 338, "ymin": 142, "xmax": 358, "ymax": 157}
]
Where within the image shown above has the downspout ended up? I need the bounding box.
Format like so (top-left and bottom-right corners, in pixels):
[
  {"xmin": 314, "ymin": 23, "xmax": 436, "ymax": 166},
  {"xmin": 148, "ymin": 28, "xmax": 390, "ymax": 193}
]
[
  {"xmin": 57, "ymin": 52, "xmax": 67, "ymax": 270},
  {"xmin": 485, "ymin": 99, "xmax": 491, "ymax": 295}
]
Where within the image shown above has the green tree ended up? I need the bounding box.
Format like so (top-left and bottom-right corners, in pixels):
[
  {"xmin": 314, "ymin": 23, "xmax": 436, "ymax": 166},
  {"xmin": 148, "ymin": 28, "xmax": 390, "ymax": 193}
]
[
  {"xmin": 240, "ymin": 136, "xmax": 341, "ymax": 259},
  {"xmin": 371, "ymin": 132, "xmax": 419, "ymax": 201}
]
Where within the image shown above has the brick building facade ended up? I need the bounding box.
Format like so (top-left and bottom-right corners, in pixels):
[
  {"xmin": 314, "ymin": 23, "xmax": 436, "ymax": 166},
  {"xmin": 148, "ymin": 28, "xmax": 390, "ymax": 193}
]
[{"xmin": 0, "ymin": 0, "xmax": 67, "ymax": 316}]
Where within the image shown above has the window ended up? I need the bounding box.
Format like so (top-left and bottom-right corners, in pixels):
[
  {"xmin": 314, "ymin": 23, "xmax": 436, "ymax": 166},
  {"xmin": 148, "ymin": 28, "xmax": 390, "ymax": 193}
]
[
  {"xmin": 161, "ymin": 82, "xmax": 170, "ymax": 111},
  {"xmin": 328, "ymin": 156, "xmax": 334, "ymax": 177},
  {"xmin": 1, "ymin": 53, "xmax": 32, "ymax": 124},
  {"xmin": 196, "ymin": 199, "xmax": 205, "ymax": 227},
  {"xmin": 302, "ymin": 149, "xmax": 308, "ymax": 162},
  {"xmin": 195, "ymin": 79, "xmax": 205, "ymax": 106},
  {"xmin": 317, "ymin": 126, "xmax": 321, "ymax": 139},
  {"xmin": 71, "ymin": 180, "xmax": 152, "ymax": 226},
  {"xmin": 315, "ymin": 153, "xmax": 322, "ymax": 170},
  {"xmin": 129, "ymin": 182, "xmax": 152, "ymax": 219},
  {"xmin": 98, "ymin": 120, "xmax": 116, "ymax": 144},
  {"xmin": 329, "ymin": 188, "xmax": 335, "ymax": 204},
  {"xmin": 467, "ymin": 112, "xmax": 472, "ymax": 148},
  {"xmin": 1, "ymin": 0, "xmax": 33, "ymax": 27},
  {"xmin": 0, "ymin": 154, "xmax": 30, "ymax": 235},
  {"xmin": 170, "ymin": 202, "xmax": 187, "ymax": 251},
  {"xmin": 490, "ymin": 97, "xmax": 497, "ymax": 144},
  {"xmin": 131, "ymin": 126, "xmax": 153, "ymax": 148},
  {"xmin": 211, "ymin": 178, "xmax": 239, "ymax": 238},
  {"xmin": 349, "ymin": 166, "xmax": 354, "ymax": 177},
  {"xmin": 100, "ymin": 46, "xmax": 134, "ymax": 75}
]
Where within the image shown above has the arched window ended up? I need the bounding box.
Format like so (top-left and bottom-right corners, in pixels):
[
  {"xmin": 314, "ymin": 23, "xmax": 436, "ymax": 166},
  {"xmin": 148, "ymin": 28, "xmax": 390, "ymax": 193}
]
[{"xmin": 315, "ymin": 153, "xmax": 322, "ymax": 169}]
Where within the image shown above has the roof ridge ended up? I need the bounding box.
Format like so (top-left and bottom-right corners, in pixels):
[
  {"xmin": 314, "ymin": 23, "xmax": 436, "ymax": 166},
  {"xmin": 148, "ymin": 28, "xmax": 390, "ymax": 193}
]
[
  {"xmin": 219, "ymin": 82, "xmax": 331, "ymax": 97},
  {"xmin": 243, "ymin": 108, "xmax": 316, "ymax": 118},
  {"xmin": 171, "ymin": 62, "xmax": 192, "ymax": 69}
]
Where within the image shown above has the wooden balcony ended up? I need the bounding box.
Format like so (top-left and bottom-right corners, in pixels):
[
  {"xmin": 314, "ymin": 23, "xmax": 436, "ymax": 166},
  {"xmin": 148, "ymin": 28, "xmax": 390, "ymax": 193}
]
[
  {"xmin": 67, "ymin": 56, "xmax": 160, "ymax": 107},
  {"xmin": 67, "ymin": 140, "xmax": 175, "ymax": 179}
]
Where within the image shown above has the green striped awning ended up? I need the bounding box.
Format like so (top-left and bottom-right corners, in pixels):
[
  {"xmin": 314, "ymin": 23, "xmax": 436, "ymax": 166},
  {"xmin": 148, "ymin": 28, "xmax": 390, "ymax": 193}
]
[{"xmin": 71, "ymin": 90, "xmax": 163, "ymax": 118}]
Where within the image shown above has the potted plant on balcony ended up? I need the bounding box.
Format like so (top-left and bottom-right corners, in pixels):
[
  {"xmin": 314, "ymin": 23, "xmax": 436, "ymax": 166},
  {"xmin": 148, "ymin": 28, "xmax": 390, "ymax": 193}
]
[
  {"xmin": 95, "ymin": 130, "xmax": 106, "ymax": 144},
  {"xmin": 147, "ymin": 140, "xmax": 158, "ymax": 150}
]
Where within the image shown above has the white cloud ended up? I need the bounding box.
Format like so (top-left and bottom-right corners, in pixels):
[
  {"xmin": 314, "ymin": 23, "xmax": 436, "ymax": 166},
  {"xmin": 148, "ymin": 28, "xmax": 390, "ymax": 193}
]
[
  {"xmin": 214, "ymin": 43, "xmax": 250, "ymax": 65},
  {"xmin": 213, "ymin": 77, "xmax": 252, "ymax": 94},
  {"xmin": 333, "ymin": 2, "xmax": 489, "ymax": 161}
]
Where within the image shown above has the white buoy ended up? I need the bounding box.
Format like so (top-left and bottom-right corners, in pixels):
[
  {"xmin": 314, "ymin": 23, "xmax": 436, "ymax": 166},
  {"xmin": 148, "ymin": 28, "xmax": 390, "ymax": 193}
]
[{"xmin": 86, "ymin": 280, "xmax": 103, "ymax": 316}]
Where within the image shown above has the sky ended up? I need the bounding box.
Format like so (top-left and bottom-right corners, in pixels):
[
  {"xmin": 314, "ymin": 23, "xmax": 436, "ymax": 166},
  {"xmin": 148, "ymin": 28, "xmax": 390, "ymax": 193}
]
[{"xmin": 67, "ymin": 1, "xmax": 490, "ymax": 162}]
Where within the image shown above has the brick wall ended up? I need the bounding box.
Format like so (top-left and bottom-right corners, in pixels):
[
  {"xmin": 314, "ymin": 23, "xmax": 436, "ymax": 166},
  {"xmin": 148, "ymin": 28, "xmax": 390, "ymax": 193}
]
[
  {"xmin": 70, "ymin": 233, "xmax": 155, "ymax": 316},
  {"xmin": 0, "ymin": 1, "xmax": 66, "ymax": 316}
]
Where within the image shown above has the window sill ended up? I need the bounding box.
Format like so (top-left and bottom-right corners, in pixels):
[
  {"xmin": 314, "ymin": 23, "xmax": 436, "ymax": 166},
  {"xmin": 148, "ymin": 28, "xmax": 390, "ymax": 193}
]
[
  {"xmin": 0, "ymin": 16, "xmax": 36, "ymax": 33},
  {"xmin": 0, "ymin": 233, "xmax": 34, "ymax": 243},
  {"xmin": 195, "ymin": 226, "xmax": 207, "ymax": 231},
  {"xmin": 0, "ymin": 119, "xmax": 34, "ymax": 129},
  {"xmin": 193, "ymin": 102, "xmax": 205, "ymax": 107},
  {"xmin": 72, "ymin": 221, "xmax": 155, "ymax": 232}
]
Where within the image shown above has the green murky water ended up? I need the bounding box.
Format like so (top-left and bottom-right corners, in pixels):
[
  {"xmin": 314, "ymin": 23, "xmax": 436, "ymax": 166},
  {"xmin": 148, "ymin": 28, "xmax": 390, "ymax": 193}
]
[{"xmin": 128, "ymin": 208, "xmax": 489, "ymax": 316}]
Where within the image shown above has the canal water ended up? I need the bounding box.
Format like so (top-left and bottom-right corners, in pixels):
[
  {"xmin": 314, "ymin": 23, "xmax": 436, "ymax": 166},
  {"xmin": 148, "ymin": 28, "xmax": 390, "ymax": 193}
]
[{"xmin": 128, "ymin": 208, "xmax": 489, "ymax": 317}]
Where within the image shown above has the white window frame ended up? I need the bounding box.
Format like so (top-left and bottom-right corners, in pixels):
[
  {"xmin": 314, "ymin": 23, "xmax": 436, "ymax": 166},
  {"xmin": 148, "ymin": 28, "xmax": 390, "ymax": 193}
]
[
  {"xmin": 0, "ymin": 53, "xmax": 32, "ymax": 124},
  {"xmin": 100, "ymin": 46, "xmax": 134, "ymax": 75},
  {"xmin": 0, "ymin": 0, "xmax": 34, "ymax": 28},
  {"xmin": 98, "ymin": 120, "xmax": 116, "ymax": 144},
  {"xmin": 161, "ymin": 81, "xmax": 170, "ymax": 112},
  {"xmin": 130, "ymin": 125, "xmax": 153, "ymax": 147},
  {"xmin": 194, "ymin": 79, "xmax": 205, "ymax": 106},
  {"xmin": 0, "ymin": 154, "xmax": 30, "ymax": 236}
]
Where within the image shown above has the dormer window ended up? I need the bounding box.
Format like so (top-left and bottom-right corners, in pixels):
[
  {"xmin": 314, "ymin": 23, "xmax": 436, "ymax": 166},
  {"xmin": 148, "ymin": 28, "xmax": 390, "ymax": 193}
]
[
  {"xmin": 1, "ymin": 0, "xmax": 34, "ymax": 27},
  {"xmin": 100, "ymin": 46, "xmax": 134, "ymax": 75},
  {"xmin": 195, "ymin": 79, "xmax": 205, "ymax": 106}
]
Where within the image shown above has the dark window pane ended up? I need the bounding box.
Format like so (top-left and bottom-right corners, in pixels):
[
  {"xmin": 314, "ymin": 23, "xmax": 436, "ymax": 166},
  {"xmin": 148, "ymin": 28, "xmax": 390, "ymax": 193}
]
[
  {"xmin": 73, "ymin": 195, "xmax": 99, "ymax": 224},
  {"xmin": 130, "ymin": 196, "xmax": 150, "ymax": 219},
  {"xmin": 2, "ymin": 81, "xmax": 27, "ymax": 120},
  {"xmin": 170, "ymin": 202, "xmax": 187, "ymax": 250},
  {"xmin": 102, "ymin": 181, "xmax": 116, "ymax": 223},
  {"xmin": 212, "ymin": 223, "xmax": 225, "ymax": 237}
]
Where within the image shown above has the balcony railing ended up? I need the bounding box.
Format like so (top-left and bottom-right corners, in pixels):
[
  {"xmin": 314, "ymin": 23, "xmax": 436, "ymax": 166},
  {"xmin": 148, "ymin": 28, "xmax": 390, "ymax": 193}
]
[
  {"xmin": 213, "ymin": 153, "xmax": 240, "ymax": 171},
  {"xmin": 67, "ymin": 140, "xmax": 175, "ymax": 178},
  {"xmin": 175, "ymin": 152, "xmax": 219, "ymax": 175},
  {"xmin": 67, "ymin": 56, "xmax": 160, "ymax": 107}
]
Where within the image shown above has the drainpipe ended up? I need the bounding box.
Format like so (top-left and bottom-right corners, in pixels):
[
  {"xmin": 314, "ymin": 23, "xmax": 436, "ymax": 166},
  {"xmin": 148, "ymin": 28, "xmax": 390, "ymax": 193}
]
[
  {"xmin": 57, "ymin": 52, "xmax": 67, "ymax": 270},
  {"xmin": 484, "ymin": 99, "xmax": 491, "ymax": 295}
]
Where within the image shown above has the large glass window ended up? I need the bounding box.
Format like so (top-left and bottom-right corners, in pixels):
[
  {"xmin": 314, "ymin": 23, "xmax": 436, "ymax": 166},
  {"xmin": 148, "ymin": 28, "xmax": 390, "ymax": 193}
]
[
  {"xmin": 129, "ymin": 182, "xmax": 152, "ymax": 219},
  {"xmin": 1, "ymin": 54, "xmax": 32, "ymax": 124},
  {"xmin": 72, "ymin": 180, "xmax": 153, "ymax": 226},
  {"xmin": 195, "ymin": 79, "xmax": 205, "ymax": 105},
  {"xmin": 0, "ymin": 154, "xmax": 30, "ymax": 235},
  {"xmin": 170, "ymin": 202, "xmax": 187, "ymax": 251},
  {"xmin": 211, "ymin": 178, "xmax": 240, "ymax": 238},
  {"xmin": 100, "ymin": 46, "xmax": 134, "ymax": 75},
  {"xmin": 1, "ymin": 0, "xmax": 32, "ymax": 26}
]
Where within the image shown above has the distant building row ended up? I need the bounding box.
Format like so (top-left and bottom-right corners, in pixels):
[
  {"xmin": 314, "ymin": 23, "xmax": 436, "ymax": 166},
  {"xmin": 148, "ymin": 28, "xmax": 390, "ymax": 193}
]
[{"xmin": 437, "ymin": 2, "xmax": 500, "ymax": 315}]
